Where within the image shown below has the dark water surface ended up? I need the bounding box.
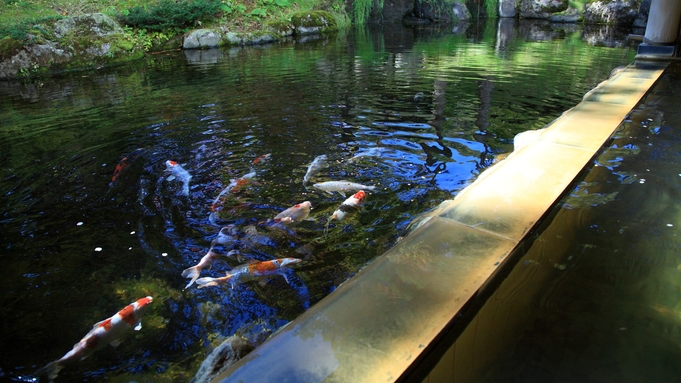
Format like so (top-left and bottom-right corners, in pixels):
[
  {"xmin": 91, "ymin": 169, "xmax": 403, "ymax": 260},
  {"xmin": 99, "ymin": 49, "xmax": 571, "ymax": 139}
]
[
  {"xmin": 457, "ymin": 63, "xmax": 681, "ymax": 382},
  {"xmin": 0, "ymin": 20, "xmax": 636, "ymax": 381}
]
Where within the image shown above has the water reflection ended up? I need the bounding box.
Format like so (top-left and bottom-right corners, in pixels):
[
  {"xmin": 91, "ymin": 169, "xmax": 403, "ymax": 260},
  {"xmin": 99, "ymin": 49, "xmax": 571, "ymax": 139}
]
[{"xmin": 0, "ymin": 19, "xmax": 638, "ymax": 381}]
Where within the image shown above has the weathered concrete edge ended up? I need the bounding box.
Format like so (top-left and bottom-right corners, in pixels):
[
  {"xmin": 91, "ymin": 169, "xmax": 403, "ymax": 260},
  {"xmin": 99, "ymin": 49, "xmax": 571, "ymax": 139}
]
[{"xmin": 210, "ymin": 60, "xmax": 668, "ymax": 383}]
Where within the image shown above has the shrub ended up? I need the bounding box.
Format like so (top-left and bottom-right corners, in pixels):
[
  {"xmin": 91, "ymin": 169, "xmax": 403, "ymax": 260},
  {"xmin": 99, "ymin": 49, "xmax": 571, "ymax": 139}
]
[{"xmin": 117, "ymin": 0, "xmax": 222, "ymax": 31}]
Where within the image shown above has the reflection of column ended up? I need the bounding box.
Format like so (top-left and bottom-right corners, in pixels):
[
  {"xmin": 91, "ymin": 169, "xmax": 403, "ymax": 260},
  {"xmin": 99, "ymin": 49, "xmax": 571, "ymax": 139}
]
[
  {"xmin": 476, "ymin": 79, "xmax": 493, "ymax": 133},
  {"xmin": 495, "ymin": 18, "xmax": 516, "ymax": 56},
  {"xmin": 421, "ymin": 80, "xmax": 452, "ymax": 166},
  {"xmin": 644, "ymin": 0, "xmax": 681, "ymax": 44},
  {"xmin": 498, "ymin": 0, "xmax": 516, "ymax": 18}
]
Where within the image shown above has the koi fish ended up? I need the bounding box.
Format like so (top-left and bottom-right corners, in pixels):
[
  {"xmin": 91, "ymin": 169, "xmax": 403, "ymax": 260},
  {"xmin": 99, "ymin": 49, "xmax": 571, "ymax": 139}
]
[
  {"xmin": 35, "ymin": 296, "xmax": 153, "ymax": 381},
  {"xmin": 182, "ymin": 249, "xmax": 240, "ymax": 289},
  {"xmin": 252, "ymin": 153, "xmax": 271, "ymax": 165},
  {"xmin": 348, "ymin": 147, "xmax": 392, "ymax": 162},
  {"xmin": 165, "ymin": 160, "xmax": 192, "ymax": 196},
  {"xmin": 303, "ymin": 155, "xmax": 327, "ymax": 185},
  {"xmin": 210, "ymin": 171, "xmax": 257, "ymax": 212},
  {"xmin": 195, "ymin": 258, "xmax": 302, "ymax": 288},
  {"xmin": 273, "ymin": 201, "xmax": 312, "ymax": 224},
  {"xmin": 312, "ymin": 180, "xmax": 376, "ymax": 197},
  {"xmin": 326, "ymin": 190, "xmax": 366, "ymax": 235},
  {"xmin": 110, "ymin": 148, "xmax": 144, "ymax": 186}
]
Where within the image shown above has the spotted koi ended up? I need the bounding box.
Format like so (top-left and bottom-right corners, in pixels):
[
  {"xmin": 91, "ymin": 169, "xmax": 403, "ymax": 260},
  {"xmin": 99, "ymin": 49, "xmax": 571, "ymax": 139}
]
[
  {"xmin": 35, "ymin": 296, "xmax": 153, "ymax": 381},
  {"xmin": 195, "ymin": 258, "xmax": 301, "ymax": 288}
]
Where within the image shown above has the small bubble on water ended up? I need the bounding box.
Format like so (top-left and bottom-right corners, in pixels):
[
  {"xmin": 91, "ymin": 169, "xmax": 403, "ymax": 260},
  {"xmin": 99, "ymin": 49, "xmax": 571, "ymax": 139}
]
[
  {"xmin": 129, "ymin": 247, "xmax": 132, "ymax": 250},
  {"xmin": 130, "ymin": 231, "xmax": 136, "ymax": 235},
  {"xmin": 76, "ymin": 222, "xmax": 83, "ymax": 226},
  {"xmin": 161, "ymin": 253, "xmax": 168, "ymax": 257},
  {"xmin": 102, "ymin": 163, "xmax": 107, "ymax": 167},
  {"xmin": 639, "ymin": 179, "xmax": 646, "ymax": 184},
  {"xmin": 94, "ymin": 247, "xmax": 102, "ymax": 252},
  {"xmin": 667, "ymin": 224, "xmax": 674, "ymax": 227}
]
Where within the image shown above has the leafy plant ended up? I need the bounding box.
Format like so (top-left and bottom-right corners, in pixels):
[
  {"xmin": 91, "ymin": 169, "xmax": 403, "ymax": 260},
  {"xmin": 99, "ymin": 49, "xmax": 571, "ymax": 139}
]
[{"xmin": 117, "ymin": 0, "xmax": 222, "ymax": 30}]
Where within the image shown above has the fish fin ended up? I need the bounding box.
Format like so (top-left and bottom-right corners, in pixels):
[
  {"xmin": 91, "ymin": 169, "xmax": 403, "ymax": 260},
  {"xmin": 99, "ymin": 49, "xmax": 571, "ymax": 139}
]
[
  {"xmin": 110, "ymin": 339, "xmax": 123, "ymax": 347},
  {"xmin": 338, "ymin": 191, "xmax": 346, "ymax": 197},
  {"xmin": 324, "ymin": 217, "xmax": 333, "ymax": 237},
  {"xmin": 166, "ymin": 175, "xmax": 176, "ymax": 182},
  {"xmin": 367, "ymin": 185, "xmax": 377, "ymax": 191},
  {"xmin": 35, "ymin": 360, "xmax": 63, "ymax": 381},
  {"xmin": 92, "ymin": 319, "xmax": 107, "ymax": 329},
  {"xmin": 181, "ymin": 265, "xmax": 201, "ymax": 289}
]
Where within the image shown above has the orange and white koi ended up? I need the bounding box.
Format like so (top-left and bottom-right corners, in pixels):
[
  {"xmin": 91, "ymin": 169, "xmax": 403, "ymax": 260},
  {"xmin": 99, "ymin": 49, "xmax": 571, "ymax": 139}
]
[
  {"xmin": 195, "ymin": 258, "xmax": 301, "ymax": 288},
  {"xmin": 252, "ymin": 153, "xmax": 271, "ymax": 165},
  {"xmin": 165, "ymin": 160, "xmax": 192, "ymax": 196},
  {"xmin": 312, "ymin": 180, "xmax": 376, "ymax": 197},
  {"xmin": 325, "ymin": 190, "xmax": 366, "ymax": 235},
  {"xmin": 210, "ymin": 171, "xmax": 256, "ymax": 212},
  {"xmin": 35, "ymin": 296, "xmax": 153, "ymax": 381},
  {"xmin": 273, "ymin": 201, "xmax": 312, "ymax": 224}
]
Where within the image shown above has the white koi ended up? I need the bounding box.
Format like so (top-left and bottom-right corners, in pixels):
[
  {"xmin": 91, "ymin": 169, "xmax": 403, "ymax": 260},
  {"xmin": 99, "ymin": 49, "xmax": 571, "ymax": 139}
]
[
  {"xmin": 325, "ymin": 190, "xmax": 366, "ymax": 235},
  {"xmin": 303, "ymin": 155, "xmax": 328, "ymax": 185},
  {"xmin": 165, "ymin": 160, "xmax": 192, "ymax": 196},
  {"xmin": 35, "ymin": 296, "xmax": 153, "ymax": 381},
  {"xmin": 312, "ymin": 180, "xmax": 376, "ymax": 197},
  {"xmin": 182, "ymin": 249, "xmax": 240, "ymax": 289},
  {"xmin": 196, "ymin": 258, "xmax": 302, "ymax": 288},
  {"xmin": 274, "ymin": 201, "xmax": 312, "ymax": 224}
]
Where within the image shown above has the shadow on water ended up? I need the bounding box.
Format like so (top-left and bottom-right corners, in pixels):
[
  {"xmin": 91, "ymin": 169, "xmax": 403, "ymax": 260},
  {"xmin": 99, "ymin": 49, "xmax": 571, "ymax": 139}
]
[{"xmin": 0, "ymin": 18, "xmax": 638, "ymax": 381}]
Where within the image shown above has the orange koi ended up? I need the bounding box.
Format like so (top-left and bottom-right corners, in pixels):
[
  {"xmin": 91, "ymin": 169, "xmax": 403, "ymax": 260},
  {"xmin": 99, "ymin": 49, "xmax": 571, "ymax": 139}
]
[
  {"xmin": 35, "ymin": 297, "xmax": 153, "ymax": 381},
  {"xmin": 110, "ymin": 148, "xmax": 144, "ymax": 185},
  {"xmin": 195, "ymin": 258, "xmax": 301, "ymax": 288}
]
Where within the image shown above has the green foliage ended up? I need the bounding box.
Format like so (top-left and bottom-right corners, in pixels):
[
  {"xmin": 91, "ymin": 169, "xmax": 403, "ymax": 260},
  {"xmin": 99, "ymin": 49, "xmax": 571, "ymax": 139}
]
[
  {"xmin": 0, "ymin": 15, "xmax": 61, "ymax": 41},
  {"xmin": 352, "ymin": 0, "xmax": 374, "ymax": 25},
  {"xmin": 117, "ymin": 0, "xmax": 222, "ymax": 30}
]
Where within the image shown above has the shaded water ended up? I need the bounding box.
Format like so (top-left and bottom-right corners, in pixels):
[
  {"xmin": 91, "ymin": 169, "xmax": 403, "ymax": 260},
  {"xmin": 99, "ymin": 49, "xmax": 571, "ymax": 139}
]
[
  {"xmin": 455, "ymin": 63, "xmax": 681, "ymax": 382},
  {"xmin": 0, "ymin": 20, "xmax": 637, "ymax": 381}
]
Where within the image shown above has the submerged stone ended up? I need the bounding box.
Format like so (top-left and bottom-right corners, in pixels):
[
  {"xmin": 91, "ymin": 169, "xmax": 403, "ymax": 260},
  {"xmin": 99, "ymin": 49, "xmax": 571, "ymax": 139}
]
[{"xmin": 191, "ymin": 336, "xmax": 255, "ymax": 383}]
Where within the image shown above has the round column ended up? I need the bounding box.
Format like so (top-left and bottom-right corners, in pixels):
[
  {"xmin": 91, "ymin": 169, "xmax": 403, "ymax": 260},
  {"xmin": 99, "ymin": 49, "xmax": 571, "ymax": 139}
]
[{"xmin": 644, "ymin": 0, "xmax": 681, "ymax": 44}]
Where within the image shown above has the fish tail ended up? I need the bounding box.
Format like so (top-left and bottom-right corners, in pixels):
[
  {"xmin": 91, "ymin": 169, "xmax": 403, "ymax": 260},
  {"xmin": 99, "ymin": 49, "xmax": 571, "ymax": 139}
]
[
  {"xmin": 35, "ymin": 360, "xmax": 63, "ymax": 382},
  {"xmin": 324, "ymin": 216, "xmax": 333, "ymax": 237},
  {"xmin": 181, "ymin": 266, "xmax": 201, "ymax": 289},
  {"xmin": 196, "ymin": 275, "xmax": 232, "ymax": 289}
]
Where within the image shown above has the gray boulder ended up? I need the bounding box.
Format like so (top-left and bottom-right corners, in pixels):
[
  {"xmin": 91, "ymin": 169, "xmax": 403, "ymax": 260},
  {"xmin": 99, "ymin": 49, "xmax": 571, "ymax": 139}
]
[
  {"xmin": 584, "ymin": 1, "xmax": 639, "ymax": 26},
  {"xmin": 184, "ymin": 29, "xmax": 223, "ymax": 49},
  {"xmin": 53, "ymin": 13, "xmax": 123, "ymax": 39},
  {"xmin": 518, "ymin": 0, "xmax": 569, "ymax": 19}
]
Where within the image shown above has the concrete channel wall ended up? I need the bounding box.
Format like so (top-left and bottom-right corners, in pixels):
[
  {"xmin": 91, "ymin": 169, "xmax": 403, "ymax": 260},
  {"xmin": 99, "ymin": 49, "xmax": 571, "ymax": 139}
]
[{"xmin": 211, "ymin": 61, "xmax": 667, "ymax": 383}]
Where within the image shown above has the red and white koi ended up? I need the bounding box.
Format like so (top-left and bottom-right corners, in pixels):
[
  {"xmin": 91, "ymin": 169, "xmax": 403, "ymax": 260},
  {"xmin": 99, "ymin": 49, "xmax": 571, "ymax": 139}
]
[
  {"xmin": 273, "ymin": 201, "xmax": 313, "ymax": 224},
  {"xmin": 312, "ymin": 180, "xmax": 376, "ymax": 197},
  {"xmin": 35, "ymin": 296, "xmax": 153, "ymax": 381},
  {"xmin": 165, "ymin": 160, "xmax": 192, "ymax": 196},
  {"xmin": 325, "ymin": 190, "xmax": 366, "ymax": 235},
  {"xmin": 195, "ymin": 258, "xmax": 302, "ymax": 288}
]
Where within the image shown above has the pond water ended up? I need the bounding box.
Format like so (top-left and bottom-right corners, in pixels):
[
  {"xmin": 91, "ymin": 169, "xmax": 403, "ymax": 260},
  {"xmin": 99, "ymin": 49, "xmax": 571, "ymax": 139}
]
[
  {"xmin": 0, "ymin": 19, "xmax": 637, "ymax": 382},
  {"xmin": 458, "ymin": 62, "xmax": 681, "ymax": 382}
]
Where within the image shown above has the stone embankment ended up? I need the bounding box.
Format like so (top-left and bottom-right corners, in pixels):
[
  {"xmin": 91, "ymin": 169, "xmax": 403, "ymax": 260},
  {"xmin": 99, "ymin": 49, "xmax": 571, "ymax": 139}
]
[{"xmin": 0, "ymin": 10, "xmax": 337, "ymax": 80}]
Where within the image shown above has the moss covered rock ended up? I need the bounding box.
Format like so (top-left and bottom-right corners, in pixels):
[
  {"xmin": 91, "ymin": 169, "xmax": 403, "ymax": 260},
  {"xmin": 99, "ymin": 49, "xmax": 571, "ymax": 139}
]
[
  {"xmin": 518, "ymin": 0, "xmax": 569, "ymax": 19},
  {"xmin": 584, "ymin": 0, "xmax": 640, "ymax": 26},
  {"xmin": 290, "ymin": 10, "xmax": 338, "ymax": 35},
  {"xmin": 0, "ymin": 13, "xmax": 143, "ymax": 79}
]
